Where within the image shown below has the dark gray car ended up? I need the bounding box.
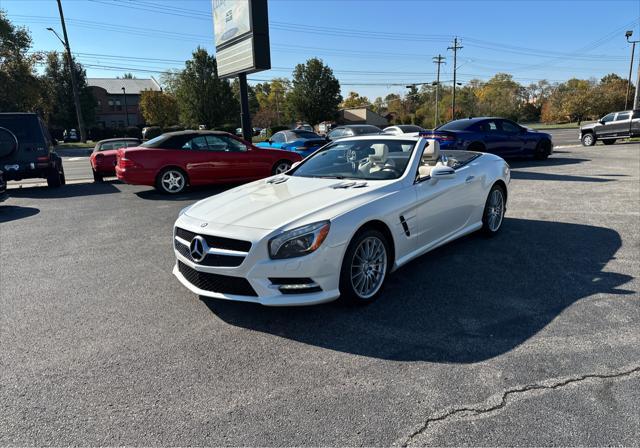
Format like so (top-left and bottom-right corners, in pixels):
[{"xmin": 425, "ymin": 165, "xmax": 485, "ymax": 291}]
[
  {"xmin": 326, "ymin": 125, "xmax": 382, "ymax": 141},
  {"xmin": 580, "ymin": 110, "xmax": 640, "ymax": 146}
]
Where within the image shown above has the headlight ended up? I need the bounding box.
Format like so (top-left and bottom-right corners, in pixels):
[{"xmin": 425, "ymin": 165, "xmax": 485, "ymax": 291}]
[{"xmin": 269, "ymin": 221, "xmax": 331, "ymax": 259}]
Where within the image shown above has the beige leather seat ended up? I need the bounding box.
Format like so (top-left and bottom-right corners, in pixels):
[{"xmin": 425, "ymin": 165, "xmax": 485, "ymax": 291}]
[
  {"xmin": 418, "ymin": 140, "xmax": 441, "ymax": 177},
  {"xmin": 359, "ymin": 143, "xmax": 395, "ymax": 175}
]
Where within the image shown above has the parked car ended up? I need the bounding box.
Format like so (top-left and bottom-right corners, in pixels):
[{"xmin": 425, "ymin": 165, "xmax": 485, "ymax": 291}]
[
  {"xmin": 90, "ymin": 137, "xmax": 141, "ymax": 182},
  {"xmin": 0, "ymin": 169, "xmax": 7, "ymax": 203},
  {"xmin": 422, "ymin": 117, "xmax": 553, "ymax": 159},
  {"xmin": 579, "ymin": 110, "xmax": 640, "ymax": 146},
  {"xmin": 116, "ymin": 130, "xmax": 302, "ymax": 194},
  {"xmin": 383, "ymin": 125, "xmax": 426, "ymax": 135},
  {"xmin": 0, "ymin": 113, "xmax": 66, "ymax": 187},
  {"xmin": 172, "ymin": 134, "xmax": 510, "ymax": 306},
  {"xmin": 63, "ymin": 128, "xmax": 79, "ymax": 142},
  {"xmin": 256, "ymin": 129, "xmax": 327, "ymax": 158},
  {"xmin": 296, "ymin": 123, "xmax": 314, "ymax": 132},
  {"xmin": 326, "ymin": 125, "xmax": 382, "ymax": 141}
]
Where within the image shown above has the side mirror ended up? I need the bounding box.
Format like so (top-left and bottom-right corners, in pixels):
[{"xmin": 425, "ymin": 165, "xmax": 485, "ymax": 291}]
[
  {"xmin": 267, "ymin": 139, "xmax": 273, "ymax": 144},
  {"xmin": 598, "ymin": 120, "xmax": 604, "ymax": 125},
  {"xmin": 429, "ymin": 165, "xmax": 456, "ymax": 183}
]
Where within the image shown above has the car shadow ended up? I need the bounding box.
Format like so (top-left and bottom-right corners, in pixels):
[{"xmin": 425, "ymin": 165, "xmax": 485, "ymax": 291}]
[
  {"xmin": 8, "ymin": 182, "xmax": 121, "ymax": 199},
  {"xmin": 509, "ymin": 172, "xmax": 614, "ymax": 182},
  {"xmin": 135, "ymin": 184, "xmax": 238, "ymax": 201},
  {"xmin": 507, "ymin": 157, "xmax": 589, "ymax": 169},
  {"xmin": 0, "ymin": 205, "xmax": 40, "ymax": 223},
  {"xmin": 203, "ymin": 218, "xmax": 633, "ymax": 363}
]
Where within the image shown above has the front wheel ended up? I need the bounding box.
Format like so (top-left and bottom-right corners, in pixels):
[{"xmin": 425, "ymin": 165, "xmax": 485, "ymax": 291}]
[
  {"xmin": 602, "ymin": 139, "xmax": 616, "ymax": 145},
  {"xmin": 481, "ymin": 184, "xmax": 506, "ymax": 236},
  {"xmin": 533, "ymin": 140, "xmax": 551, "ymax": 160},
  {"xmin": 581, "ymin": 133, "xmax": 595, "ymax": 146},
  {"xmin": 339, "ymin": 229, "xmax": 390, "ymax": 305},
  {"xmin": 156, "ymin": 168, "xmax": 187, "ymax": 194},
  {"xmin": 272, "ymin": 160, "xmax": 292, "ymax": 175}
]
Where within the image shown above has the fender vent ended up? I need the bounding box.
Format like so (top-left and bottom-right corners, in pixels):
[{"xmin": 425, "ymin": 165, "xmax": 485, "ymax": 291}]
[
  {"xmin": 267, "ymin": 176, "xmax": 288, "ymax": 184},
  {"xmin": 399, "ymin": 215, "xmax": 410, "ymax": 237}
]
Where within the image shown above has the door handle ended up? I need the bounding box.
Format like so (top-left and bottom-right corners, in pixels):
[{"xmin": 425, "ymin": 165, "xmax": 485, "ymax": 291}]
[{"xmin": 465, "ymin": 175, "xmax": 475, "ymax": 183}]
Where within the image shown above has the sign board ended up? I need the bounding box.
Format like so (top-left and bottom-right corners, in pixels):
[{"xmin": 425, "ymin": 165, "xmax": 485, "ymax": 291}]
[{"xmin": 212, "ymin": 0, "xmax": 271, "ymax": 78}]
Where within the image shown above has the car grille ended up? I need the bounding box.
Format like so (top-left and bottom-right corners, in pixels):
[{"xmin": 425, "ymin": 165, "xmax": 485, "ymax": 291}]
[
  {"xmin": 177, "ymin": 261, "xmax": 257, "ymax": 296},
  {"xmin": 175, "ymin": 227, "xmax": 252, "ymax": 252},
  {"xmin": 174, "ymin": 239, "xmax": 245, "ymax": 267}
]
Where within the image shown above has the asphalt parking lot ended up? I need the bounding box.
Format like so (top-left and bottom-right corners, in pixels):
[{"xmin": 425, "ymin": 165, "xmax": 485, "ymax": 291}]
[{"xmin": 1, "ymin": 139, "xmax": 639, "ymax": 445}]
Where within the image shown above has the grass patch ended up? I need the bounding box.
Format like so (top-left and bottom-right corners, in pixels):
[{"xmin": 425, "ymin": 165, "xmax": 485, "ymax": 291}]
[{"xmin": 524, "ymin": 122, "xmax": 592, "ymax": 130}]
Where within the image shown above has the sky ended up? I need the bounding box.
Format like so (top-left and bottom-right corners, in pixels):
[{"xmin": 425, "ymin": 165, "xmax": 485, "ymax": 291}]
[{"xmin": 3, "ymin": 0, "xmax": 640, "ymax": 100}]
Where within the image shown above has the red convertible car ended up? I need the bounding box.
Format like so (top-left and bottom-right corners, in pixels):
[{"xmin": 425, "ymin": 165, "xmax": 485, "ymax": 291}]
[
  {"xmin": 115, "ymin": 130, "xmax": 302, "ymax": 194},
  {"xmin": 90, "ymin": 137, "xmax": 141, "ymax": 182}
]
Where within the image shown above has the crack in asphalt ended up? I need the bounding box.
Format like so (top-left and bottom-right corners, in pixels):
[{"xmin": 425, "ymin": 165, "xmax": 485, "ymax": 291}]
[{"xmin": 400, "ymin": 365, "xmax": 640, "ymax": 447}]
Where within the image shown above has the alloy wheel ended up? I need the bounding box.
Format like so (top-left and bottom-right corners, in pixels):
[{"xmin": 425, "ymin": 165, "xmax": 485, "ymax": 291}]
[
  {"xmin": 161, "ymin": 170, "xmax": 185, "ymax": 193},
  {"xmin": 486, "ymin": 189, "xmax": 504, "ymax": 232},
  {"xmin": 274, "ymin": 162, "xmax": 291, "ymax": 174},
  {"xmin": 350, "ymin": 236, "xmax": 388, "ymax": 299}
]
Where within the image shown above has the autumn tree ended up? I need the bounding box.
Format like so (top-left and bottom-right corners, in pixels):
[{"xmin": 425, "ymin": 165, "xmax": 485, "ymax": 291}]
[
  {"xmin": 0, "ymin": 10, "xmax": 42, "ymax": 112},
  {"xmin": 341, "ymin": 91, "xmax": 370, "ymax": 108},
  {"xmin": 139, "ymin": 90, "xmax": 179, "ymax": 127},
  {"xmin": 40, "ymin": 51, "xmax": 96, "ymax": 130},
  {"xmin": 168, "ymin": 47, "xmax": 238, "ymax": 128},
  {"xmin": 288, "ymin": 58, "xmax": 342, "ymax": 125}
]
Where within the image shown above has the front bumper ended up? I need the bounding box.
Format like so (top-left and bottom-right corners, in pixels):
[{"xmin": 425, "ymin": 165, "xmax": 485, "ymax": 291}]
[{"xmin": 172, "ymin": 218, "xmax": 345, "ymax": 306}]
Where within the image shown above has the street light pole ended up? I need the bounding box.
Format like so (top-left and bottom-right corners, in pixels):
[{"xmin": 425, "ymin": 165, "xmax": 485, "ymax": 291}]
[
  {"xmin": 121, "ymin": 87, "xmax": 129, "ymax": 127},
  {"xmin": 448, "ymin": 37, "xmax": 463, "ymax": 120},
  {"xmin": 432, "ymin": 54, "xmax": 445, "ymax": 128},
  {"xmin": 51, "ymin": 0, "xmax": 86, "ymax": 142},
  {"xmin": 625, "ymin": 31, "xmax": 639, "ymax": 110}
]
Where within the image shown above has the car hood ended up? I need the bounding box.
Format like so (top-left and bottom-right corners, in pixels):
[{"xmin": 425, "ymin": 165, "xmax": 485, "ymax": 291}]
[
  {"xmin": 184, "ymin": 175, "xmax": 394, "ymax": 230},
  {"xmin": 581, "ymin": 123, "xmax": 597, "ymax": 130}
]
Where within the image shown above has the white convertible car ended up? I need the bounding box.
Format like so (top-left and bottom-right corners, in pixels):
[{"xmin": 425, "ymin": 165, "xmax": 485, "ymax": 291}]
[{"xmin": 173, "ymin": 135, "xmax": 510, "ymax": 306}]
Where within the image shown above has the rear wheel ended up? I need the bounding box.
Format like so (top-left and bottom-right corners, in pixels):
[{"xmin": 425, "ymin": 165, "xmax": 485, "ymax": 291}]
[
  {"xmin": 46, "ymin": 160, "xmax": 65, "ymax": 188},
  {"xmin": 156, "ymin": 167, "xmax": 187, "ymax": 194},
  {"xmin": 602, "ymin": 139, "xmax": 616, "ymax": 145},
  {"xmin": 534, "ymin": 139, "xmax": 551, "ymax": 160},
  {"xmin": 92, "ymin": 169, "xmax": 103, "ymax": 183},
  {"xmin": 581, "ymin": 133, "xmax": 595, "ymax": 146},
  {"xmin": 339, "ymin": 229, "xmax": 390, "ymax": 305},
  {"xmin": 272, "ymin": 160, "xmax": 292, "ymax": 175},
  {"xmin": 481, "ymin": 184, "xmax": 506, "ymax": 236}
]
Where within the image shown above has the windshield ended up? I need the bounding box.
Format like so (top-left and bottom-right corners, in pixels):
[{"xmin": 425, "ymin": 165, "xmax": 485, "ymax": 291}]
[{"xmin": 291, "ymin": 139, "xmax": 417, "ymax": 180}]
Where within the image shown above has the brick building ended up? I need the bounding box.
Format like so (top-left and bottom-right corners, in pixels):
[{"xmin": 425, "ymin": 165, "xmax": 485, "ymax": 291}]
[{"xmin": 88, "ymin": 78, "xmax": 162, "ymax": 128}]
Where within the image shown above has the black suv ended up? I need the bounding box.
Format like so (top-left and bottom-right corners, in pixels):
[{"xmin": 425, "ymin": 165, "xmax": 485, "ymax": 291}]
[
  {"xmin": 579, "ymin": 110, "xmax": 640, "ymax": 146},
  {"xmin": 0, "ymin": 113, "xmax": 65, "ymax": 187},
  {"xmin": 0, "ymin": 169, "xmax": 7, "ymax": 202}
]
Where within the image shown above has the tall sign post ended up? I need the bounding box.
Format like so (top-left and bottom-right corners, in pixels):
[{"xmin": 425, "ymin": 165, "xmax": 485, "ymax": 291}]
[{"xmin": 212, "ymin": 0, "xmax": 271, "ymax": 141}]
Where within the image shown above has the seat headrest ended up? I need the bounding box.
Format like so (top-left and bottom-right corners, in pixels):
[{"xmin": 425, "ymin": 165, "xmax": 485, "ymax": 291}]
[
  {"xmin": 370, "ymin": 143, "xmax": 389, "ymax": 161},
  {"xmin": 421, "ymin": 139, "xmax": 440, "ymax": 162}
]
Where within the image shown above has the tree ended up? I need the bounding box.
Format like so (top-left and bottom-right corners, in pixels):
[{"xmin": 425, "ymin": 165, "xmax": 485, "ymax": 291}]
[
  {"xmin": 139, "ymin": 90, "xmax": 179, "ymax": 127},
  {"xmin": 0, "ymin": 10, "xmax": 42, "ymax": 112},
  {"xmin": 40, "ymin": 51, "xmax": 96, "ymax": 130},
  {"xmin": 341, "ymin": 91, "xmax": 370, "ymax": 108},
  {"xmin": 593, "ymin": 73, "xmax": 633, "ymax": 117},
  {"xmin": 288, "ymin": 58, "xmax": 342, "ymax": 125},
  {"xmin": 121, "ymin": 73, "xmax": 136, "ymax": 79},
  {"xmin": 253, "ymin": 78, "xmax": 292, "ymax": 126},
  {"xmin": 475, "ymin": 73, "xmax": 525, "ymax": 120},
  {"xmin": 171, "ymin": 47, "xmax": 238, "ymax": 128},
  {"xmin": 231, "ymin": 78, "xmax": 259, "ymax": 114}
]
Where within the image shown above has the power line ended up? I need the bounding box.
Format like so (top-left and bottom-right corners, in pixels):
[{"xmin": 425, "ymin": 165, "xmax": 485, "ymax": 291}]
[{"xmin": 448, "ymin": 38, "xmax": 463, "ymax": 119}]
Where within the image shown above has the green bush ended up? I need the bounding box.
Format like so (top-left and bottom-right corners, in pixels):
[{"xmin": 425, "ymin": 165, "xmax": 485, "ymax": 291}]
[
  {"xmin": 124, "ymin": 126, "xmax": 142, "ymax": 139},
  {"xmin": 165, "ymin": 125, "xmax": 185, "ymax": 133}
]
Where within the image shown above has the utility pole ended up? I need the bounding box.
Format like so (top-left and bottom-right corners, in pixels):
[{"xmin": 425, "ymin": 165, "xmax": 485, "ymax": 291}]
[
  {"xmin": 432, "ymin": 54, "xmax": 445, "ymax": 127},
  {"xmin": 634, "ymin": 55, "xmax": 640, "ymax": 110},
  {"xmin": 54, "ymin": 0, "xmax": 86, "ymax": 142},
  {"xmin": 625, "ymin": 31, "xmax": 639, "ymax": 110},
  {"xmin": 448, "ymin": 37, "xmax": 463, "ymax": 120},
  {"xmin": 275, "ymin": 87, "xmax": 281, "ymax": 125},
  {"xmin": 121, "ymin": 87, "xmax": 129, "ymax": 127}
]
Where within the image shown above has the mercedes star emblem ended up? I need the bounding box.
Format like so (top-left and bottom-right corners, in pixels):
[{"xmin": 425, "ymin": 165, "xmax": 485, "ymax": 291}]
[{"xmin": 189, "ymin": 236, "xmax": 207, "ymax": 262}]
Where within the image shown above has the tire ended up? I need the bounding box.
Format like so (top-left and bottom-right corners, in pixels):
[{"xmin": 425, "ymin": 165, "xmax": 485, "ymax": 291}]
[
  {"xmin": 481, "ymin": 184, "xmax": 506, "ymax": 236},
  {"xmin": 534, "ymin": 139, "xmax": 551, "ymax": 160},
  {"xmin": 468, "ymin": 142, "xmax": 485, "ymax": 152},
  {"xmin": 46, "ymin": 160, "xmax": 64, "ymax": 188},
  {"xmin": 271, "ymin": 160, "xmax": 292, "ymax": 175},
  {"xmin": 156, "ymin": 167, "xmax": 187, "ymax": 194},
  {"xmin": 339, "ymin": 229, "xmax": 390, "ymax": 305},
  {"xmin": 581, "ymin": 133, "xmax": 595, "ymax": 146},
  {"xmin": 602, "ymin": 139, "xmax": 616, "ymax": 145},
  {"xmin": 92, "ymin": 169, "xmax": 103, "ymax": 183}
]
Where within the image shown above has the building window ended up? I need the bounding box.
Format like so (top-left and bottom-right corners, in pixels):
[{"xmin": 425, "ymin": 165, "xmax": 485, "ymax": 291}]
[
  {"xmin": 115, "ymin": 100, "xmax": 122, "ymax": 111},
  {"xmin": 108, "ymin": 100, "xmax": 114, "ymax": 111}
]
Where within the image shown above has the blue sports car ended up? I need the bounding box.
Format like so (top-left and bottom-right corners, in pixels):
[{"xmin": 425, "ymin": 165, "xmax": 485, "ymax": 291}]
[
  {"xmin": 422, "ymin": 117, "xmax": 553, "ymax": 159},
  {"xmin": 256, "ymin": 129, "xmax": 327, "ymax": 158}
]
